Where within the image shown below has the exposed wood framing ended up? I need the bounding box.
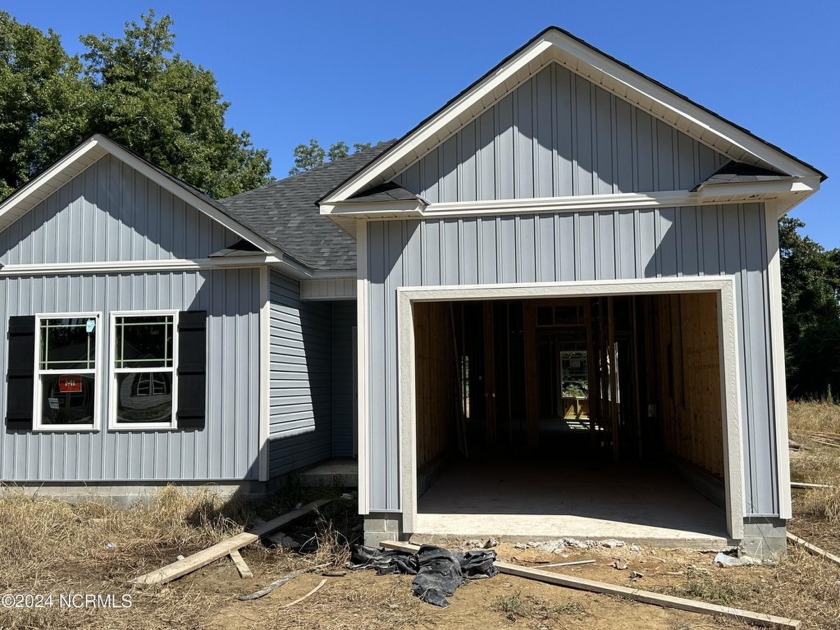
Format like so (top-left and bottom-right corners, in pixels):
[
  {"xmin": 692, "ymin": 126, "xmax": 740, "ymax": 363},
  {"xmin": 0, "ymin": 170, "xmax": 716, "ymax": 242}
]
[
  {"xmin": 414, "ymin": 302, "xmax": 456, "ymax": 469},
  {"xmin": 523, "ymin": 301, "xmax": 538, "ymax": 448},
  {"xmin": 650, "ymin": 293, "xmax": 724, "ymax": 478},
  {"xmin": 483, "ymin": 302, "xmax": 497, "ymax": 446},
  {"xmin": 608, "ymin": 296, "xmax": 618, "ymax": 461}
]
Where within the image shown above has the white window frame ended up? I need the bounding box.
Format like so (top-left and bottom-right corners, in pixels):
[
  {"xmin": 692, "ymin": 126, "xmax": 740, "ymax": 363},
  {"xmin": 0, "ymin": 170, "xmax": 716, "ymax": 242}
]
[
  {"xmin": 33, "ymin": 312, "xmax": 102, "ymax": 432},
  {"xmin": 108, "ymin": 310, "xmax": 180, "ymax": 431}
]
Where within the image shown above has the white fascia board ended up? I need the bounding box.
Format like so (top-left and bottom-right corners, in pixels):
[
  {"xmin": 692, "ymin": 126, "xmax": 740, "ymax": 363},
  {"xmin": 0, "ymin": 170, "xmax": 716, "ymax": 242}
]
[
  {"xmin": 0, "ymin": 138, "xmax": 105, "ymax": 231},
  {"xmin": 323, "ymin": 30, "xmax": 821, "ymax": 205},
  {"xmin": 695, "ymin": 177, "xmax": 820, "ymax": 201},
  {"xmin": 541, "ymin": 32, "xmax": 821, "ymax": 180},
  {"xmin": 345, "ymin": 182, "xmax": 818, "ymax": 220},
  {"xmin": 321, "ymin": 40, "xmax": 554, "ymax": 204},
  {"xmin": 0, "ymin": 135, "xmax": 281, "ymax": 257},
  {"xmin": 92, "ymin": 136, "xmax": 278, "ymax": 255},
  {"xmin": 320, "ymin": 200, "xmax": 426, "ymax": 217}
]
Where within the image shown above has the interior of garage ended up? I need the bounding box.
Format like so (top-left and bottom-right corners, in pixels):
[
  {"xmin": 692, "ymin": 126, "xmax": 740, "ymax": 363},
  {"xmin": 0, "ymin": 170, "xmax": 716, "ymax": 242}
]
[{"xmin": 412, "ymin": 293, "xmax": 729, "ymax": 540}]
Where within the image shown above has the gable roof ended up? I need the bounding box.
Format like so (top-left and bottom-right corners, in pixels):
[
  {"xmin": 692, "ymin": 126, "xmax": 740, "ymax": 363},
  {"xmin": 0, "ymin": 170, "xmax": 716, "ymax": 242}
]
[
  {"xmin": 0, "ymin": 134, "xmax": 280, "ymax": 256},
  {"xmin": 218, "ymin": 141, "xmax": 396, "ymax": 271},
  {"xmin": 319, "ymin": 26, "xmax": 825, "ymax": 208}
]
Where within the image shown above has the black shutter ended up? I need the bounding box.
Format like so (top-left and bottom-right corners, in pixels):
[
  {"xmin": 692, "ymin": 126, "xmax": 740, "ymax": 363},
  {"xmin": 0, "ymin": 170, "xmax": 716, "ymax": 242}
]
[
  {"xmin": 177, "ymin": 310, "xmax": 207, "ymax": 429},
  {"xmin": 6, "ymin": 316, "xmax": 35, "ymax": 431}
]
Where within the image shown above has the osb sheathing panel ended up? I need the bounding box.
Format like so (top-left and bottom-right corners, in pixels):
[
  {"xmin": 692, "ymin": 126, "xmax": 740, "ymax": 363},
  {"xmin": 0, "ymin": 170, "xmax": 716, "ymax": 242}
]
[
  {"xmin": 652, "ymin": 293, "xmax": 724, "ymax": 478},
  {"xmin": 414, "ymin": 302, "xmax": 457, "ymax": 469}
]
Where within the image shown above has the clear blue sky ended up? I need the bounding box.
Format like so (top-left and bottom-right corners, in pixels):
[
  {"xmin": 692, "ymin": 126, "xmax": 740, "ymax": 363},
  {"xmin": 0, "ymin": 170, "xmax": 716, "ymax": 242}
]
[{"xmin": 5, "ymin": 0, "xmax": 839, "ymax": 247}]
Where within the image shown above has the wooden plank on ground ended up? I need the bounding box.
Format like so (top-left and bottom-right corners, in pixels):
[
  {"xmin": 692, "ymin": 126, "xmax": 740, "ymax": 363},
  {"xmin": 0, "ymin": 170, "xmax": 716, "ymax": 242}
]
[
  {"xmin": 381, "ymin": 541, "xmax": 800, "ymax": 629},
  {"xmin": 787, "ymin": 532, "xmax": 840, "ymax": 566},
  {"xmin": 130, "ymin": 499, "xmax": 331, "ymax": 586},
  {"xmin": 229, "ymin": 549, "xmax": 253, "ymax": 579}
]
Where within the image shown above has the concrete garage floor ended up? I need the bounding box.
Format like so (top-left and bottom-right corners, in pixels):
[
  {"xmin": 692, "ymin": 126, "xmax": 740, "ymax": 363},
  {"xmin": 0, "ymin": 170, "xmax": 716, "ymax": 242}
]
[{"xmin": 414, "ymin": 460, "xmax": 730, "ymax": 547}]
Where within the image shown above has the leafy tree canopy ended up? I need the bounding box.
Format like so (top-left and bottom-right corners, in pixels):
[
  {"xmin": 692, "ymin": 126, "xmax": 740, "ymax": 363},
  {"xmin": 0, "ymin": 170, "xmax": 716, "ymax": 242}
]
[
  {"xmin": 290, "ymin": 138, "xmax": 371, "ymax": 175},
  {"xmin": 779, "ymin": 217, "xmax": 840, "ymax": 399},
  {"xmin": 0, "ymin": 9, "xmax": 272, "ymax": 200}
]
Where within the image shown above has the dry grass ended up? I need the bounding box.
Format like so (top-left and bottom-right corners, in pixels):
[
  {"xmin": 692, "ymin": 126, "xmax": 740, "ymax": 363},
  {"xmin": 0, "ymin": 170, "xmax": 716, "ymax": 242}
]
[
  {"xmin": 0, "ymin": 485, "xmax": 265, "ymax": 629},
  {"xmin": 788, "ymin": 401, "xmax": 840, "ymax": 538},
  {"xmin": 1, "ymin": 404, "xmax": 839, "ymax": 629},
  {"xmin": 492, "ymin": 590, "xmax": 586, "ymax": 625}
]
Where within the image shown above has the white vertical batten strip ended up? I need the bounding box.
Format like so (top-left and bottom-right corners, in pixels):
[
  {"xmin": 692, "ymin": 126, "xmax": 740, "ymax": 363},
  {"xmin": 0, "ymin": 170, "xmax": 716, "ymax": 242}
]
[
  {"xmin": 764, "ymin": 202, "xmax": 792, "ymax": 519},
  {"xmin": 356, "ymin": 220, "xmax": 371, "ymax": 514},
  {"xmin": 258, "ymin": 265, "xmax": 270, "ymax": 481},
  {"xmin": 397, "ymin": 286, "xmax": 417, "ymax": 532}
]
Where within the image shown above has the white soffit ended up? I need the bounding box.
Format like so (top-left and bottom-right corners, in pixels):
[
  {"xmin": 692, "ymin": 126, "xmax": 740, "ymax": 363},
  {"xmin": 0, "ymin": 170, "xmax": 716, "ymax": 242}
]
[{"xmin": 321, "ymin": 28, "xmax": 823, "ymax": 206}]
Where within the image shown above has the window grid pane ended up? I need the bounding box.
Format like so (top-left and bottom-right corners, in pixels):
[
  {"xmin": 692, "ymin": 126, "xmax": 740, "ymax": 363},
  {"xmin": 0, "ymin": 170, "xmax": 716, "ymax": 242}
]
[
  {"xmin": 114, "ymin": 316, "xmax": 174, "ymax": 369},
  {"xmin": 39, "ymin": 318, "xmax": 96, "ymax": 370},
  {"xmin": 113, "ymin": 315, "xmax": 176, "ymax": 425}
]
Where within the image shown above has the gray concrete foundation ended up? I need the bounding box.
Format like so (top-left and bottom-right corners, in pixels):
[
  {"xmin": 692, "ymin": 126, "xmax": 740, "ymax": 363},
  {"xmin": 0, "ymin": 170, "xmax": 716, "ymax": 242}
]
[
  {"xmin": 0, "ymin": 481, "xmax": 267, "ymax": 506},
  {"xmin": 364, "ymin": 513, "xmax": 402, "ymax": 547},
  {"xmin": 740, "ymin": 517, "xmax": 787, "ymax": 560}
]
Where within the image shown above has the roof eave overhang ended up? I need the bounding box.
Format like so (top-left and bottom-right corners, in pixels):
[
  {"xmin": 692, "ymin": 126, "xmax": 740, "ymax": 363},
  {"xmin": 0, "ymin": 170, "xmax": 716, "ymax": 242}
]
[
  {"xmin": 320, "ymin": 28, "xmax": 823, "ymax": 208},
  {"xmin": 323, "ymin": 177, "xmax": 820, "ymax": 227}
]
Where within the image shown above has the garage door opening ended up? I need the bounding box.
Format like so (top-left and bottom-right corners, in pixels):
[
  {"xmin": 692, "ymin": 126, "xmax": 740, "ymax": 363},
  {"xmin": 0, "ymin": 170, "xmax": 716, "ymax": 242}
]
[{"xmin": 408, "ymin": 291, "xmax": 734, "ymax": 543}]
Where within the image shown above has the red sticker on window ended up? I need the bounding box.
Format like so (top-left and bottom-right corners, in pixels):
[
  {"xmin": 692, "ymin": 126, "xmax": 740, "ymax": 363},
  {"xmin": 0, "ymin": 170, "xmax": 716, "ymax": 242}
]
[{"xmin": 58, "ymin": 375, "xmax": 83, "ymax": 393}]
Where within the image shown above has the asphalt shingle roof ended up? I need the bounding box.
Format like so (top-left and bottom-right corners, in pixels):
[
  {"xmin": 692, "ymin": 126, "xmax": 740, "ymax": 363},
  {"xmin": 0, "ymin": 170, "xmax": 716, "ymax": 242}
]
[{"xmin": 219, "ymin": 141, "xmax": 396, "ymax": 271}]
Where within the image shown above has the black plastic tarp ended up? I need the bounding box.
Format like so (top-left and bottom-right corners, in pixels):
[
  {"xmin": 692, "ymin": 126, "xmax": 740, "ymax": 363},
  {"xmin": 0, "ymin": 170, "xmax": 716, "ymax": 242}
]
[{"xmin": 350, "ymin": 544, "xmax": 498, "ymax": 607}]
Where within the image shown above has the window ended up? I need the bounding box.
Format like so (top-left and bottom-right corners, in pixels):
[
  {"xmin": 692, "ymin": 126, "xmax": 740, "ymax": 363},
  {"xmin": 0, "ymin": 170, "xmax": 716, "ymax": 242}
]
[
  {"xmin": 4, "ymin": 310, "xmax": 206, "ymax": 433},
  {"xmin": 111, "ymin": 313, "xmax": 177, "ymax": 429},
  {"xmin": 34, "ymin": 314, "xmax": 100, "ymax": 430}
]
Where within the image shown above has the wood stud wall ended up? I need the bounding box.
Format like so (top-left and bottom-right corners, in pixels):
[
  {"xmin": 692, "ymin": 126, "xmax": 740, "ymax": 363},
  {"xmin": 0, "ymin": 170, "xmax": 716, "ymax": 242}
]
[
  {"xmin": 647, "ymin": 293, "xmax": 724, "ymax": 478},
  {"xmin": 413, "ymin": 294, "xmax": 724, "ymax": 480},
  {"xmin": 414, "ymin": 302, "xmax": 458, "ymax": 469}
]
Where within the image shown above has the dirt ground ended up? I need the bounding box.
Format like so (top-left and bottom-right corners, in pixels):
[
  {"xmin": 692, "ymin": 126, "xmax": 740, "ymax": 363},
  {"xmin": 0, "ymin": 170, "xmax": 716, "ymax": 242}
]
[{"xmin": 0, "ymin": 401, "xmax": 839, "ymax": 630}]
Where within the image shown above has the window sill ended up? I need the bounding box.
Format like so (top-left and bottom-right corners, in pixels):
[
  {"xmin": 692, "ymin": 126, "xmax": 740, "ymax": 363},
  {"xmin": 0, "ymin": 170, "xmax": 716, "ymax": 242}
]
[
  {"xmin": 34, "ymin": 425, "xmax": 98, "ymax": 433},
  {"xmin": 109, "ymin": 424, "xmax": 179, "ymax": 432}
]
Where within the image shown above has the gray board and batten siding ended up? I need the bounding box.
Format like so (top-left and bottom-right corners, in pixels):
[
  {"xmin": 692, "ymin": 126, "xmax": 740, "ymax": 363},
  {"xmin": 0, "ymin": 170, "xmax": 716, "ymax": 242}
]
[
  {"xmin": 0, "ymin": 155, "xmax": 240, "ymax": 265},
  {"xmin": 365, "ymin": 204, "xmax": 779, "ymax": 517},
  {"xmin": 0, "ymin": 154, "xmax": 262, "ymax": 481},
  {"xmin": 267, "ymin": 271, "xmax": 357, "ymax": 477},
  {"xmin": 393, "ymin": 63, "xmax": 729, "ymax": 202}
]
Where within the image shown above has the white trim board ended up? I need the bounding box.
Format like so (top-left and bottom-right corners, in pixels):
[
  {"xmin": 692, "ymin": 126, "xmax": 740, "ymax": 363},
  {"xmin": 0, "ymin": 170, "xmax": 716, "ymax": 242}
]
[
  {"xmin": 107, "ymin": 310, "xmax": 180, "ymax": 431},
  {"xmin": 0, "ymin": 257, "xmax": 280, "ymax": 277},
  {"xmin": 356, "ymin": 221, "xmax": 371, "ymax": 514},
  {"xmin": 324, "ymin": 180, "xmax": 821, "ymax": 223},
  {"xmin": 764, "ymin": 202, "xmax": 792, "ymax": 519},
  {"xmin": 321, "ymin": 28, "xmax": 822, "ymax": 208},
  {"xmin": 395, "ymin": 277, "xmax": 745, "ymax": 540},
  {"xmin": 258, "ymin": 266, "xmax": 270, "ymax": 481},
  {"xmin": 33, "ymin": 312, "xmax": 103, "ymax": 432}
]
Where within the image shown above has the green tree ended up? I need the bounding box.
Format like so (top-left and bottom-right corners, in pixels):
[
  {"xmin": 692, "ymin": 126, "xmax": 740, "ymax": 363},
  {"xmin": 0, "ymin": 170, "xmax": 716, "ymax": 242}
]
[
  {"xmin": 289, "ymin": 138, "xmax": 372, "ymax": 175},
  {"xmin": 0, "ymin": 11, "xmax": 93, "ymax": 199},
  {"xmin": 779, "ymin": 217, "xmax": 840, "ymax": 398},
  {"xmin": 0, "ymin": 10, "xmax": 271, "ymax": 200}
]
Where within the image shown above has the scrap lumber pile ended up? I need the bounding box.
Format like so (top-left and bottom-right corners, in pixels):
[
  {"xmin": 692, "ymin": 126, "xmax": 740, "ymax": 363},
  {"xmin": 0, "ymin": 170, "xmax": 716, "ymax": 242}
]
[{"xmin": 130, "ymin": 499, "xmax": 331, "ymax": 586}]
